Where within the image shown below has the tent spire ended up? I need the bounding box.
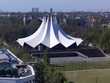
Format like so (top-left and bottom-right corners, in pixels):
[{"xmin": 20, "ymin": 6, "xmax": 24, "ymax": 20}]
[{"xmin": 17, "ymin": 13, "xmax": 83, "ymax": 48}]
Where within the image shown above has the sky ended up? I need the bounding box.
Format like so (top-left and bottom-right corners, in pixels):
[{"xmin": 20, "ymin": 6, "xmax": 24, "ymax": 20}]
[{"xmin": 0, "ymin": 0, "xmax": 110, "ymax": 12}]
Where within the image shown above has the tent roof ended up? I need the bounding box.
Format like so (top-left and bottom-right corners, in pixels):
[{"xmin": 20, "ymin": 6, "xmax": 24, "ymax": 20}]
[{"xmin": 17, "ymin": 16, "xmax": 83, "ymax": 48}]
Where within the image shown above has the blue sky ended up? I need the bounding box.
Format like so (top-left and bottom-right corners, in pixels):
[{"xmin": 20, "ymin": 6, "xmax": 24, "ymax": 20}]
[{"xmin": 0, "ymin": 0, "xmax": 110, "ymax": 12}]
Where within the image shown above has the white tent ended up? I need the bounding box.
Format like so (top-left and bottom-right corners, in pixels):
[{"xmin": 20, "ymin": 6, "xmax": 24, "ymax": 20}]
[{"xmin": 17, "ymin": 16, "xmax": 83, "ymax": 48}]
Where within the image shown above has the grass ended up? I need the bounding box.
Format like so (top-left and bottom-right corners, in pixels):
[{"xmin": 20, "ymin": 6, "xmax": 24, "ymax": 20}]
[
  {"xmin": 63, "ymin": 69, "xmax": 110, "ymax": 83},
  {"xmin": 51, "ymin": 61, "xmax": 110, "ymax": 71},
  {"xmin": 51, "ymin": 61, "xmax": 110, "ymax": 83}
]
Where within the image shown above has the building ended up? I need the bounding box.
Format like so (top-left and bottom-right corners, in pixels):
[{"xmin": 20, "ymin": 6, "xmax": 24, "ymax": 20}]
[
  {"xmin": 17, "ymin": 16, "xmax": 83, "ymax": 48},
  {"xmin": 32, "ymin": 8, "xmax": 39, "ymax": 13},
  {"xmin": 17, "ymin": 15, "xmax": 106, "ymax": 64},
  {"xmin": 0, "ymin": 48, "xmax": 35, "ymax": 83}
]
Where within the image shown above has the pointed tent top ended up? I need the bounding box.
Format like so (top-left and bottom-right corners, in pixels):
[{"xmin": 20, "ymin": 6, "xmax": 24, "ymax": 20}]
[{"xmin": 17, "ymin": 16, "xmax": 83, "ymax": 48}]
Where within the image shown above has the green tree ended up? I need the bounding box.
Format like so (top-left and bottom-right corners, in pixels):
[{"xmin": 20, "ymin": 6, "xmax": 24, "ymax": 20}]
[
  {"xmin": 84, "ymin": 28, "xmax": 103, "ymax": 46},
  {"xmin": 34, "ymin": 57, "xmax": 66, "ymax": 83},
  {"xmin": 100, "ymin": 29, "xmax": 110, "ymax": 53}
]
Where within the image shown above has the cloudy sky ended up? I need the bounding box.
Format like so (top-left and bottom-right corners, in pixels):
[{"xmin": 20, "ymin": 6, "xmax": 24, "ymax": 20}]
[{"xmin": 0, "ymin": 0, "xmax": 110, "ymax": 12}]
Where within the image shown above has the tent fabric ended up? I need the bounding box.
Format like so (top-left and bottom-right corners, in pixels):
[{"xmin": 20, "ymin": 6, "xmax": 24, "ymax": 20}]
[{"xmin": 17, "ymin": 16, "xmax": 83, "ymax": 48}]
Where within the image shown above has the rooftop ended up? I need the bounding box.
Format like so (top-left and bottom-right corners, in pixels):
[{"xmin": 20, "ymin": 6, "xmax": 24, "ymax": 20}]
[
  {"xmin": 0, "ymin": 49, "xmax": 33, "ymax": 78},
  {"xmin": 0, "ymin": 49, "xmax": 18, "ymax": 63}
]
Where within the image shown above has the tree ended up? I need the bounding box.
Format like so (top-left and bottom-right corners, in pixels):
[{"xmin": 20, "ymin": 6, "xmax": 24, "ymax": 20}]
[
  {"xmin": 83, "ymin": 28, "xmax": 103, "ymax": 47},
  {"xmin": 100, "ymin": 29, "xmax": 110, "ymax": 53},
  {"xmin": 34, "ymin": 57, "xmax": 66, "ymax": 83}
]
